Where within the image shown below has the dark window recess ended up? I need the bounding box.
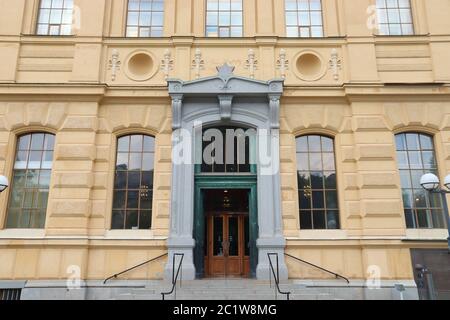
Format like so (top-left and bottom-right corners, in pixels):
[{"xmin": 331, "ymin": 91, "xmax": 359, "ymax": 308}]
[
  {"xmin": 201, "ymin": 126, "xmax": 252, "ymax": 174},
  {"xmin": 0, "ymin": 289, "xmax": 22, "ymax": 301}
]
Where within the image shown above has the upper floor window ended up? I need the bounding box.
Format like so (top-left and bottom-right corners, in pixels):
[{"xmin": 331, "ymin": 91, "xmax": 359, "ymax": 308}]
[
  {"xmin": 285, "ymin": 0, "xmax": 324, "ymax": 37},
  {"xmin": 36, "ymin": 0, "xmax": 74, "ymax": 35},
  {"xmin": 395, "ymin": 133, "xmax": 446, "ymax": 229},
  {"xmin": 296, "ymin": 135, "xmax": 340, "ymax": 230},
  {"xmin": 376, "ymin": 0, "xmax": 414, "ymax": 35},
  {"xmin": 126, "ymin": 0, "xmax": 164, "ymax": 37},
  {"xmin": 5, "ymin": 133, "xmax": 55, "ymax": 229},
  {"xmin": 112, "ymin": 135, "xmax": 155, "ymax": 230},
  {"xmin": 206, "ymin": 0, "xmax": 243, "ymax": 37}
]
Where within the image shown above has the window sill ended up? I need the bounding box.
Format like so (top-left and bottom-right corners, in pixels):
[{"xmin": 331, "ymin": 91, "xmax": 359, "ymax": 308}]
[
  {"xmin": 0, "ymin": 229, "xmax": 45, "ymax": 239},
  {"xmin": 104, "ymin": 229, "xmax": 156, "ymax": 240},
  {"xmin": 292, "ymin": 229, "xmax": 347, "ymax": 240},
  {"xmin": 405, "ymin": 229, "xmax": 448, "ymax": 241}
]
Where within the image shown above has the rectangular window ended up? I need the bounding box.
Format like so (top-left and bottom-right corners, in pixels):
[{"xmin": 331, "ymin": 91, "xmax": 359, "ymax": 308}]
[
  {"xmin": 126, "ymin": 0, "xmax": 164, "ymax": 37},
  {"xmin": 296, "ymin": 135, "xmax": 340, "ymax": 230},
  {"xmin": 36, "ymin": 0, "xmax": 74, "ymax": 36},
  {"xmin": 285, "ymin": 0, "xmax": 324, "ymax": 37},
  {"xmin": 6, "ymin": 133, "xmax": 55, "ymax": 229},
  {"xmin": 206, "ymin": 0, "xmax": 243, "ymax": 37},
  {"xmin": 376, "ymin": 0, "xmax": 414, "ymax": 35}
]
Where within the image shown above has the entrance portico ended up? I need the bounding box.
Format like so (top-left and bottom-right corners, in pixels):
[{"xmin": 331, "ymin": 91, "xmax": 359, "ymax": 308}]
[{"xmin": 165, "ymin": 64, "xmax": 288, "ymax": 280}]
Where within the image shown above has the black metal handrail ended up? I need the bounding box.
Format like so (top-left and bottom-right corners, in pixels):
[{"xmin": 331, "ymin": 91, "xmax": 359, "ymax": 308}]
[
  {"xmin": 285, "ymin": 253, "xmax": 350, "ymax": 284},
  {"xmin": 161, "ymin": 253, "xmax": 185, "ymax": 300},
  {"xmin": 103, "ymin": 253, "xmax": 168, "ymax": 284},
  {"xmin": 267, "ymin": 253, "xmax": 291, "ymax": 301}
]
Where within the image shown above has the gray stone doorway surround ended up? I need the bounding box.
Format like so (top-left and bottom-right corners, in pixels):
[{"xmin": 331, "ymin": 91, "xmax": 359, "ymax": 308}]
[{"xmin": 165, "ymin": 64, "xmax": 288, "ymax": 280}]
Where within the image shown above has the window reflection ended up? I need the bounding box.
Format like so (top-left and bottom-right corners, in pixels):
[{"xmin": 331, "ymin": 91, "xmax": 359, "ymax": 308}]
[
  {"xmin": 206, "ymin": 0, "xmax": 243, "ymax": 37},
  {"xmin": 6, "ymin": 133, "xmax": 55, "ymax": 229},
  {"xmin": 36, "ymin": 0, "xmax": 74, "ymax": 36},
  {"xmin": 126, "ymin": 0, "xmax": 164, "ymax": 37},
  {"xmin": 285, "ymin": 0, "xmax": 324, "ymax": 38},
  {"xmin": 112, "ymin": 134, "xmax": 155, "ymax": 230},
  {"xmin": 376, "ymin": 0, "xmax": 414, "ymax": 36},
  {"xmin": 395, "ymin": 133, "xmax": 446, "ymax": 229}
]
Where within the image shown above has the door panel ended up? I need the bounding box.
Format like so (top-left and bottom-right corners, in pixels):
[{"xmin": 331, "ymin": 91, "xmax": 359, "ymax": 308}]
[{"xmin": 205, "ymin": 214, "xmax": 250, "ymax": 278}]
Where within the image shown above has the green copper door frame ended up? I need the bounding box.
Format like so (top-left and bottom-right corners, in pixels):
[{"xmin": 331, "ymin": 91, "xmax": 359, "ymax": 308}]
[{"xmin": 193, "ymin": 174, "xmax": 259, "ymax": 278}]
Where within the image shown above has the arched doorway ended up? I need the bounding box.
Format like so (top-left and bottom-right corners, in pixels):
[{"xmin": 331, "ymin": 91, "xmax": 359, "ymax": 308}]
[
  {"xmin": 193, "ymin": 126, "xmax": 258, "ymax": 278},
  {"xmin": 166, "ymin": 64, "xmax": 288, "ymax": 281}
]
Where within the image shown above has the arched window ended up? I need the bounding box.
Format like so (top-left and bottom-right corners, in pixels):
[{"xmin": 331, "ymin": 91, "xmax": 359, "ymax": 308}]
[
  {"xmin": 112, "ymin": 134, "xmax": 155, "ymax": 230},
  {"xmin": 296, "ymin": 135, "xmax": 339, "ymax": 230},
  {"xmin": 285, "ymin": 0, "xmax": 324, "ymax": 37},
  {"xmin": 395, "ymin": 133, "xmax": 446, "ymax": 229},
  {"xmin": 126, "ymin": 0, "xmax": 164, "ymax": 37},
  {"xmin": 5, "ymin": 133, "xmax": 55, "ymax": 229},
  {"xmin": 36, "ymin": 0, "xmax": 74, "ymax": 36}
]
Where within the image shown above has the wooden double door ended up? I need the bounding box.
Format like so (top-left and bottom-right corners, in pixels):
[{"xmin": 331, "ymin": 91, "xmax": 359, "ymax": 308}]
[{"xmin": 205, "ymin": 213, "xmax": 250, "ymax": 278}]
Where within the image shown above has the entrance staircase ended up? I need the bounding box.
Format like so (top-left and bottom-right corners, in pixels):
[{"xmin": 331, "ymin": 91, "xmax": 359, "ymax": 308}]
[{"xmin": 113, "ymin": 279, "xmax": 335, "ymax": 300}]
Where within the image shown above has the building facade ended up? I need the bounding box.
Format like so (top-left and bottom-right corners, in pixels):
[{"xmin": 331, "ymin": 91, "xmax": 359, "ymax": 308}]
[{"xmin": 0, "ymin": 0, "xmax": 449, "ymax": 300}]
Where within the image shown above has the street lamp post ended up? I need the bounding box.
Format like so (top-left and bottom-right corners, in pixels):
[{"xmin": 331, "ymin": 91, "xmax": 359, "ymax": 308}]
[
  {"xmin": 0, "ymin": 175, "xmax": 9, "ymax": 193},
  {"xmin": 420, "ymin": 173, "xmax": 450, "ymax": 252}
]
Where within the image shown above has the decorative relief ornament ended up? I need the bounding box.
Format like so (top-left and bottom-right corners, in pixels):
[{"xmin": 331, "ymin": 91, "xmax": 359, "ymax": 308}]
[
  {"xmin": 276, "ymin": 49, "xmax": 289, "ymax": 79},
  {"xmin": 108, "ymin": 49, "xmax": 121, "ymax": 81},
  {"xmin": 161, "ymin": 49, "xmax": 174, "ymax": 80},
  {"xmin": 245, "ymin": 49, "xmax": 258, "ymax": 79},
  {"xmin": 329, "ymin": 48, "xmax": 342, "ymax": 81},
  {"xmin": 192, "ymin": 48, "xmax": 205, "ymax": 79}
]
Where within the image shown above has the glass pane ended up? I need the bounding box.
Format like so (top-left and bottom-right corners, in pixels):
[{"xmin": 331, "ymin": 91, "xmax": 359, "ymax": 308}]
[
  {"xmin": 114, "ymin": 171, "xmax": 127, "ymax": 189},
  {"xmin": 213, "ymin": 217, "xmax": 224, "ymax": 256},
  {"xmin": 298, "ymin": 172, "xmax": 311, "ymax": 189},
  {"xmin": 405, "ymin": 209, "xmax": 415, "ymax": 228},
  {"xmin": 244, "ymin": 216, "xmax": 249, "ymax": 256},
  {"xmin": 431, "ymin": 210, "xmax": 446, "ymax": 229},
  {"xmin": 118, "ymin": 136, "xmax": 130, "ymax": 152},
  {"xmin": 112, "ymin": 210, "xmax": 125, "ymax": 229},
  {"xmin": 130, "ymin": 135, "xmax": 143, "ymax": 152},
  {"xmin": 299, "ymin": 191, "xmax": 312, "ymax": 209},
  {"xmin": 139, "ymin": 210, "xmax": 152, "ymax": 229},
  {"xmin": 313, "ymin": 210, "xmax": 326, "ymax": 229},
  {"xmin": 113, "ymin": 190, "xmax": 126, "ymax": 209},
  {"xmin": 125, "ymin": 210, "xmax": 139, "ymax": 229},
  {"xmin": 128, "ymin": 171, "xmax": 141, "ymax": 189},
  {"xmin": 312, "ymin": 191, "xmax": 324, "ymax": 208},
  {"xmin": 126, "ymin": 190, "xmax": 139, "ymax": 209},
  {"xmin": 326, "ymin": 210, "xmax": 340, "ymax": 229},
  {"xmin": 141, "ymin": 171, "xmax": 154, "ymax": 189},
  {"xmin": 228, "ymin": 217, "xmax": 239, "ymax": 256},
  {"xmin": 310, "ymin": 171, "xmax": 323, "ymax": 189},
  {"xmin": 140, "ymin": 188, "xmax": 152, "ymax": 210},
  {"xmin": 300, "ymin": 211, "xmax": 312, "ymax": 229}
]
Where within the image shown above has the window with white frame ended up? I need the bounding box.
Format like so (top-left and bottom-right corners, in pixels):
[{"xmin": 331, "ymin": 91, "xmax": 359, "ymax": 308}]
[
  {"xmin": 36, "ymin": 0, "xmax": 74, "ymax": 35},
  {"xmin": 376, "ymin": 0, "xmax": 414, "ymax": 35},
  {"xmin": 126, "ymin": 0, "xmax": 164, "ymax": 37},
  {"xmin": 206, "ymin": 0, "xmax": 243, "ymax": 37},
  {"xmin": 285, "ymin": 0, "xmax": 324, "ymax": 37}
]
